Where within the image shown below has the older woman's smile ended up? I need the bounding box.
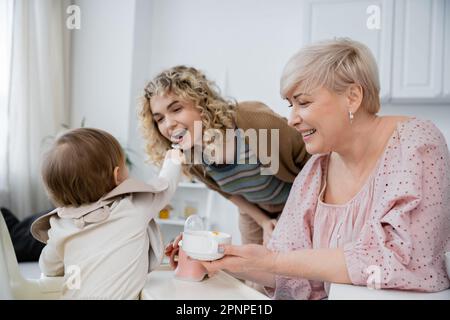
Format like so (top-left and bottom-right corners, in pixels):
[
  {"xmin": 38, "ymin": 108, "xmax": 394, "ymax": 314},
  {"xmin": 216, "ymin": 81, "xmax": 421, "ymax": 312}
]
[{"xmin": 301, "ymin": 128, "xmax": 317, "ymax": 139}]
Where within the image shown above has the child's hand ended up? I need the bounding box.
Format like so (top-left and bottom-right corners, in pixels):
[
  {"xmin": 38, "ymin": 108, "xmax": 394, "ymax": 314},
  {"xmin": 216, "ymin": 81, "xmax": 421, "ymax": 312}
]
[
  {"xmin": 165, "ymin": 149, "xmax": 186, "ymax": 165},
  {"xmin": 261, "ymin": 218, "xmax": 277, "ymax": 246},
  {"xmin": 164, "ymin": 233, "xmax": 183, "ymax": 269}
]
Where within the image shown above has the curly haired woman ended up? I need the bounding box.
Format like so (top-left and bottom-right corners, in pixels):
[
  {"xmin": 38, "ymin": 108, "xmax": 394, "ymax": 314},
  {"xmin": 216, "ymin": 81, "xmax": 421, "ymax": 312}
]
[{"xmin": 140, "ymin": 65, "xmax": 310, "ymax": 246}]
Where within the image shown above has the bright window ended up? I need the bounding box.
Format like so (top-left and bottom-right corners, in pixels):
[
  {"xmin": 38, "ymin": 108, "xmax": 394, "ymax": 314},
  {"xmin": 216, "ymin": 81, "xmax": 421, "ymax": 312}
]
[{"xmin": 0, "ymin": 0, "xmax": 13, "ymax": 193}]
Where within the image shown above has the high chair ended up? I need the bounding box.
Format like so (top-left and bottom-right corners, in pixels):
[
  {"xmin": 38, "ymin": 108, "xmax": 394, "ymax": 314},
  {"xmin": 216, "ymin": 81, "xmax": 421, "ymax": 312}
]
[{"xmin": 0, "ymin": 214, "xmax": 63, "ymax": 299}]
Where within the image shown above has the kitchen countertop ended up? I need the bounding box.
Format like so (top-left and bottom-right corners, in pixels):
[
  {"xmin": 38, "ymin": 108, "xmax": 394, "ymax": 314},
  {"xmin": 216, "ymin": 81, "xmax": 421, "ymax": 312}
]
[{"xmin": 140, "ymin": 264, "xmax": 270, "ymax": 300}]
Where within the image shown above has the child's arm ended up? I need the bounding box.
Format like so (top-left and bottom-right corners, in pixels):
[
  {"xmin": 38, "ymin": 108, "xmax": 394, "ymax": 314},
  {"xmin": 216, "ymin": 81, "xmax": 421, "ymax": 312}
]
[
  {"xmin": 151, "ymin": 149, "xmax": 184, "ymax": 212},
  {"xmin": 38, "ymin": 217, "xmax": 64, "ymax": 277}
]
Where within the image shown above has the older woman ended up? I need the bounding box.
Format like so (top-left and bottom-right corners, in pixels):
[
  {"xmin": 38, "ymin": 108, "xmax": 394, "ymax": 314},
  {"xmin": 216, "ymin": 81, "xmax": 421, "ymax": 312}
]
[
  {"xmin": 140, "ymin": 66, "xmax": 310, "ymax": 246},
  {"xmin": 200, "ymin": 38, "xmax": 450, "ymax": 299}
]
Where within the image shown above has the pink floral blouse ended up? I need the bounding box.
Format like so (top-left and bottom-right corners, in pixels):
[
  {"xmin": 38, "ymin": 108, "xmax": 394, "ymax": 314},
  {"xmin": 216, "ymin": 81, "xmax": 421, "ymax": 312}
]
[{"xmin": 268, "ymin": 118, "xmax": 450, "ymax": 300}]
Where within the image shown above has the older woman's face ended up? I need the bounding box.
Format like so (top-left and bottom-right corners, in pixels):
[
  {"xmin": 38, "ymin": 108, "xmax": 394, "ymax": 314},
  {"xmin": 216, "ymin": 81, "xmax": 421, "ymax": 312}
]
[
  {"xmin": 150, "ymin": 93, "xmax": 203, "ymax": 150},
  {"xmin": 287, "ymin": 86, "xmax": 349, "ymax": 154}
]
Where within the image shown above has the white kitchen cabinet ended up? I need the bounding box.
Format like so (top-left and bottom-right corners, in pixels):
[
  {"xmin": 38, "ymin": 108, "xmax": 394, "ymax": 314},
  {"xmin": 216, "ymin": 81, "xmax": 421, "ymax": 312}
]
[
  {"xmin": 392, "ymin": 0, "xmax": 448, "ymax": 103},
  {"xmin": 303, "ymin": 0, "xmax": 394, "ymax": 102},
  {"xmin": 156, "ymin": 181, "xmax": 214, "ymax": 245},
  {"xmin": 443, "ymin": 0, "xmax": 450, "ymax": 100},
  {"xmin": 303, "ymin": 0, "xmax": 450, "ymax": 104}
]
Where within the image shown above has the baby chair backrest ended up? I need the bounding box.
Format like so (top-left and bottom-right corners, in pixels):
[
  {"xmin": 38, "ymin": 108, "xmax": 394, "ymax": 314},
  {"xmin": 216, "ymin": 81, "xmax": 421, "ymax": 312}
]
[{"xmin": 0, "ymin": 214, "xmax": 22, "ymax": 298}]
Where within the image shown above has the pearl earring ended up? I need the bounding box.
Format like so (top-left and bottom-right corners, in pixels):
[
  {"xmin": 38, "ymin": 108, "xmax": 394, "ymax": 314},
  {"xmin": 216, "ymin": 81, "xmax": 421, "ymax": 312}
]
[{"xmin": 349, "ymin": 111, "xmax": 354, "ymax": 124}]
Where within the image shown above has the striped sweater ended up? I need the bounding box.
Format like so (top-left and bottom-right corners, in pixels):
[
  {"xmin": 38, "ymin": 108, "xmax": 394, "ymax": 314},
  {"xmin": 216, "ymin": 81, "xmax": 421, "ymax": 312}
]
[
  {"xmin": 204, "ymin": 130, "xmax": 292, "ymax": 205},
  {"xmin": 189, "ymin": 101, "xmax": 310, "ymax": 203}
]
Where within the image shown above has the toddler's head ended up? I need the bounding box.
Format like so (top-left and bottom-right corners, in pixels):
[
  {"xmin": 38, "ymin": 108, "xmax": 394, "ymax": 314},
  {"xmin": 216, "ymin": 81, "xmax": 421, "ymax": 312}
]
[{"xmin": 42, "ymin": 128, "xmax": 128, "ymax": 207}]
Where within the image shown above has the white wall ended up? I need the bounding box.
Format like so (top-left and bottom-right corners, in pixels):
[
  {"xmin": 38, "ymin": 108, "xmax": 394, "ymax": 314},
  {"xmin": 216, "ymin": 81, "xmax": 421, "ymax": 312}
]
[
  {"xmin": 127, "ymin": 0, "xmax": 159, "ymax": 182},
  {"xmin": 70, "ymin": 0, "xmax": 136, "ymax": 145},
  {"xmin": 381, "ymin": 104, "xmax": 450, "ymax": 143},
  {"xmin": 147, "ymin": 0, "xmax": 305, "ymax": 117}
]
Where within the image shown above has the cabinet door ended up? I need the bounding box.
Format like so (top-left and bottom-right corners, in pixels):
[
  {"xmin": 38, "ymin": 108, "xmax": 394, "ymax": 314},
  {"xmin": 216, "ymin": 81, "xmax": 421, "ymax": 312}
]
[
  {"xmin": 392, "ymin": 0, "xmax": 446, "ymax": 102},
  {"xmin": 444, "ymin": 0, "xmax": 450, "ymax": 100},
  {"xmin": 303, "ymin": 0, "xmax": 394, "ymax": 102}
]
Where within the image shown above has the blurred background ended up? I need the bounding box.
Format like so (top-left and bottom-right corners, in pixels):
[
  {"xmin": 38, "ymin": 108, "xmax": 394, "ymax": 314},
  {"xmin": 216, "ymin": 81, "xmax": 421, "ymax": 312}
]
[{"xmin": 1, "ymin": 0, "xmax": 449, "ymax": 245}]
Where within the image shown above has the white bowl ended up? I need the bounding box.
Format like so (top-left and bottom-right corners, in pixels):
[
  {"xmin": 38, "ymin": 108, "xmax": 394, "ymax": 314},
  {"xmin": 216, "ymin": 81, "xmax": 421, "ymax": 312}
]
[
  {"xmin": 181, "ymin": 230, "xmax": 231, "ymax": 261},
  {"xmin": 183, "ymin": 250, "xmax": 225, "ymax": 261}
]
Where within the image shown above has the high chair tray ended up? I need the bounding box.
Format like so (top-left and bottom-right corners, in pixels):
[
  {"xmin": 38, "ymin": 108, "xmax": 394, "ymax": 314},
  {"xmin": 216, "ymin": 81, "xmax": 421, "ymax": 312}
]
[{"xmin": 140, "ymin": 265, "xmax": 269, "ymax": 300}]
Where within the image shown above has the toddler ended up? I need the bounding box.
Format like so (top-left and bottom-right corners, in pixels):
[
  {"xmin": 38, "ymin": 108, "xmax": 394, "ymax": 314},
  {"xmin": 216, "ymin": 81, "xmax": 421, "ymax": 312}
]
[{"xmin": 31, "ymin": 128, "xmax": 183, "ymax": 299}]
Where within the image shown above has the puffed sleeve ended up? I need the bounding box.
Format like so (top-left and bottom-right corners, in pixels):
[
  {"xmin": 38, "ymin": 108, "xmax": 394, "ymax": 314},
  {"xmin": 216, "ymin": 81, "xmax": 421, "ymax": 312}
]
[
  {"xmin": 343, "ymin": 120, "xmax": 450, "ymax": 292},
  {"xmin": 148, "ymin": 155, "xmax": 182, "ymax": 214},
  {"xmin": 39, "ymin": 216, "xmax": 64, "ymax": 277},
  {"xmin": 266, "ymin": 155, "xmax": 327, "ymax": 300}
]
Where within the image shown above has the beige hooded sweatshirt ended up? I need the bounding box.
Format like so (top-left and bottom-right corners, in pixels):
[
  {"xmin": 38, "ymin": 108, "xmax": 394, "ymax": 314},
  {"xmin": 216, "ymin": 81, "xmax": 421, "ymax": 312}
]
[{"xmin": 31, "ymin": 159, "xmax": 181, "ymax": 299}]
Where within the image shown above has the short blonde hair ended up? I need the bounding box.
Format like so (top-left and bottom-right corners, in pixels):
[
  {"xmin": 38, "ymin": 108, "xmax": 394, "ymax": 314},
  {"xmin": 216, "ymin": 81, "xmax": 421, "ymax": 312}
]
[
  {"xmin": 280, "ymin": 38, "xmax": 380, "ymax": 114},
  {"xmin": 42, "ymin": 128, "xmax": 125, "ymax": 207},
  {"xmin": 140, "ymin": 65, "xmax": 236, "ymax": 167}
]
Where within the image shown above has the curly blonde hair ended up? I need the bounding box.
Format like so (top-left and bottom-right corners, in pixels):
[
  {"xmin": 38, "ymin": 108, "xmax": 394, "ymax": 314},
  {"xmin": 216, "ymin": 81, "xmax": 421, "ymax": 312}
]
[{"xmin": 139, "ymin": 65, "xmax": 237, "ymax": 168}]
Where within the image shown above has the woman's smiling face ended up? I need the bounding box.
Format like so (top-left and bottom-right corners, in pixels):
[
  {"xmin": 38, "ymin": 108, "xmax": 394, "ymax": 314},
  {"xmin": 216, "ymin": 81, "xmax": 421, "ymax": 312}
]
[
  {"xmin": 286, "ymin": 85, "xmax": 350, "ymax": 155},
  {"xmin": 150, "ymin": 93, "xmax": 203, "ymax": 150}
]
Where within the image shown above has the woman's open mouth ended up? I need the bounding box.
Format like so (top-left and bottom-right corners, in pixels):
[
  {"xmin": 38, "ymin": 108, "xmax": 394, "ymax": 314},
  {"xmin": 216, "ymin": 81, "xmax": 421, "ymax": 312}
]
[
  {"xmin": 302, "ymin": 128, "xmax": 317, "ymax": 138},
  {"xmin": 170, "ymin": 129, "xmax": 188, "ymax": 144}
]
